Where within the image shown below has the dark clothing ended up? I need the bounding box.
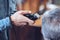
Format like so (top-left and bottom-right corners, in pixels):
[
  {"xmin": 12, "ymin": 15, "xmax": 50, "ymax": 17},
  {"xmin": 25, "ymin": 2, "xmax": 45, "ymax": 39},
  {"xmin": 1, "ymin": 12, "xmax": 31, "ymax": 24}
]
[{"xmin": 0, "ymin": 0, "xmax": 16, "ymax": 40}]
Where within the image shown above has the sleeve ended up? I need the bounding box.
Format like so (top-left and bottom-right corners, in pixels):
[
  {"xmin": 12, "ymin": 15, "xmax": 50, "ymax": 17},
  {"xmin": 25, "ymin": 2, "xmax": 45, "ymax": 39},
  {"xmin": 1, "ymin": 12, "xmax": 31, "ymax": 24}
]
[
  {"xmin": 9, "ymin": 0, "xmax": 17, "ymax": 13},
  {"xmin": 0, "ymin": 17, "xmax": 12, "ymax": 31}
]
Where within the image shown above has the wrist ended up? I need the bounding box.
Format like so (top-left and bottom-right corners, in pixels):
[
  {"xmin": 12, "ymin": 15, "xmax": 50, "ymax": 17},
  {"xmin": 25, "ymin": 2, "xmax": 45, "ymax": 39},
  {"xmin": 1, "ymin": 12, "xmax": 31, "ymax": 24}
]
[
  {"xmin": 10, "ymin": 15, "xmax": 14, "ymax": 22},
  {"xmin": 9, "ymin": 16, "xmax": 14, "ymax": 25}
]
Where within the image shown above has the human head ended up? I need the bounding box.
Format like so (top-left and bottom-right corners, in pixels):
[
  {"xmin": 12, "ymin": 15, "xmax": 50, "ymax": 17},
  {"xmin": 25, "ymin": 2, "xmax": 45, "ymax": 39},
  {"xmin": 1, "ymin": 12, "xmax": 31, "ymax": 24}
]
[{"xmin": 42, "ymin": 8, "xmax": 60, "ymax": 40}]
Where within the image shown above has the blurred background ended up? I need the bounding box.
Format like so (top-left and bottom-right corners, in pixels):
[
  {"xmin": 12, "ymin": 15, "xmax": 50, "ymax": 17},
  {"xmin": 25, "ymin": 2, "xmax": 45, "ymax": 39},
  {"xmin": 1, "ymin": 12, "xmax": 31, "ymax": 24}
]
[{"xmin": 10, "ymin": 0, "xmax": 60, "ymax": 40}]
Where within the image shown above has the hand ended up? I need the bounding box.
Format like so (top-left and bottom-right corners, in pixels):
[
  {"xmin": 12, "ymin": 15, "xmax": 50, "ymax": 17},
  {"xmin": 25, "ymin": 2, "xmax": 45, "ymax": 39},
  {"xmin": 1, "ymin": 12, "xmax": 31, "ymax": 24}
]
[{"xmin": 10, "ymin": 10, "xmax": 34, "ymax": 26}]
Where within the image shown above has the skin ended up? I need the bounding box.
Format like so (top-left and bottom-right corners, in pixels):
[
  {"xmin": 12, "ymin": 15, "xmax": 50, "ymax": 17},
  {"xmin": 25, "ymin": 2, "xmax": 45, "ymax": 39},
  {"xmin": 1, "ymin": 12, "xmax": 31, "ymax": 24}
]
[{"xmin": 11, "ymin": 10, "xmax": 34, "ymax": 26}]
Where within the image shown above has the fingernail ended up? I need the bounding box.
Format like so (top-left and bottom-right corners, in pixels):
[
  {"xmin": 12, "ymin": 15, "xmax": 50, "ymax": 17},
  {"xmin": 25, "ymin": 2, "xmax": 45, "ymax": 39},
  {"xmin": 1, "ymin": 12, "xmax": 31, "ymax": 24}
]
[{"xmin": 29, "ymin": 11, "xmax": 31, "ymax": 13}]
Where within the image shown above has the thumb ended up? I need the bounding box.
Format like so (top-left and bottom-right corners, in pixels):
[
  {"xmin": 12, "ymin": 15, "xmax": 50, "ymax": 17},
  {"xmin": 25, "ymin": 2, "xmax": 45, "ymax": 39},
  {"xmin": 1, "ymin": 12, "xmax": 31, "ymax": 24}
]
[{"xmin": 17, "ymin": 10, "xmax": 31, "ymax": 15}]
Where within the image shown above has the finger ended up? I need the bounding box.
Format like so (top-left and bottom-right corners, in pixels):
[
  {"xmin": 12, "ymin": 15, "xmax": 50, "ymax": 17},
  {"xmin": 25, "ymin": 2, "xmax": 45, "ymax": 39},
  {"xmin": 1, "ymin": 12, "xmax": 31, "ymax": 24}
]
[
  {"xmin": 26, "ymin": 18, "xmax": 34, "ymax": 26},
  {"xmin": 22, "ymin": 16, "xmax": 34, "ymax": 24},
  {"xmin": 15, "ymin": 22, "xmax": 27, "ymax": 26},
  {"xmin": 20, "ymin": 16, "xmax": 34, "ymax": 25},
  {"xmin": 16, "ymin": 10, "xmax": 31, "ymax": 15},
  {"xmin": 19, "ymin": 22, "xmax": 27, "ymax": 25}
]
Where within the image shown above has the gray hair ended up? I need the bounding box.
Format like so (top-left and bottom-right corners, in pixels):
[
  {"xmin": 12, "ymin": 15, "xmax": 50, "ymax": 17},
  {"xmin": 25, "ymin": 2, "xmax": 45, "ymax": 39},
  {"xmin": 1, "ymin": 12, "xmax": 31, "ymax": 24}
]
[{"xmin": 42, "ymin": 8, "xmax": 60, "ymax": 40}]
